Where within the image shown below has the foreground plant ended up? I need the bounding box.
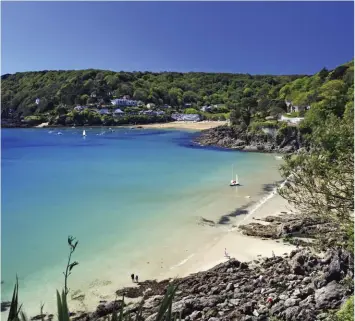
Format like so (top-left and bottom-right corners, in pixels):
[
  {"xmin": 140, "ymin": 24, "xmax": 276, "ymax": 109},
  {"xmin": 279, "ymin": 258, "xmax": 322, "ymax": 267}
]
[
  {"xmin": 7, "ymin": 235, "xmax": 180, "ymax": 321},
  {"xmin": 63, "ymin": 236, "xmax": 79, "ymax": 296}
]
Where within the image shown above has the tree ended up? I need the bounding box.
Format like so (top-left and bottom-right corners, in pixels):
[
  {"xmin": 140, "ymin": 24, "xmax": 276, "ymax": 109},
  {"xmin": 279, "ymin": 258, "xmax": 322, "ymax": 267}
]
[
  {"xmin": 318, "ymin": 67, "xmax": 329, "ymax": 81},
  {"xmin": 133, "ymin": 88, "xmax": 148, "ymax": 102},
  {"xmin": 185, "ymin": 108, "xmax": 198, "ymax": 114},
  {"xmin": 279, "ymin": 108, "xmax": 354, "ymax": 252},
  {"xmin": 168, "ymin": 88, "xmax": 183, "ymax": 107},
  {"xmin": 183, "ymin": 91, "xmax": 198, "ymax": 104},
  {"xmin": 243, "ymin": 87, "xmax": 253, "ymax": 97},
  {"xmin": 239, "ymin": 97, "xmax": 257, "ymax": 126},
  {"xmin": 230, "ymin": 108, "xmax": 241, "ymax": 125}
]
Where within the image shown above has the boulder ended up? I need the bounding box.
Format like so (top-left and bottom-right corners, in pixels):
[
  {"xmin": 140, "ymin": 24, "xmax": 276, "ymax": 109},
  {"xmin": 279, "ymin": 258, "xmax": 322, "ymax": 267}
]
[{"xmin": 314, "ymin": 281, "xmax": 346, "ymax": 309}]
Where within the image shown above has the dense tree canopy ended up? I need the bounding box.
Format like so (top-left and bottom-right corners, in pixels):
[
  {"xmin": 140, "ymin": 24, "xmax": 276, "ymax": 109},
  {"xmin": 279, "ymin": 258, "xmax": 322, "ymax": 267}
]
[
  {"xmin": 1, "ymin": 60, "xmax": 353, "ymax": 128},
  {"xmin": 1, "ymin": 69, "xmax": 304, "ymax": 119},
  {"xmin": 278, "ymin": 60, "xmax": 354, "ymax": 252}
]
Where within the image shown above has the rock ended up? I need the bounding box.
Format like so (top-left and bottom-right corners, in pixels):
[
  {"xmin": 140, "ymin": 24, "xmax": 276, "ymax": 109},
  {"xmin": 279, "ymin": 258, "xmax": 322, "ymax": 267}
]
[
  {"xmin": 296, "ymin": 308, "xmax": 316, "ymax": 321},
  {"xmin": 234, "ymin": 139, "xmax": 246, "ymax": 147},
  {"xmin": 143, "ymin": 295, "xmax": 163, "ymax": 309},
  {"xmin": 284, "ymin": 298, "xmax": 298, "ymax": 307},
  {"xmin": 243, "ymin": 145, "xmax": 259, "ymax": 152},
  {"xmin": 314, "ymin": 281, "xmax": 346, "ymax": 309},
  {"xmin": 241, "ymin": 302, "xmax": 254, "ymax": 315},
  {"xmin": 229, "ymin": 299, "xmax": 240, "ymax": 306},
  {"xmin": 282, "ymin": 306, "xmax": 301, "ymax": 321},
  {"xmin": 226, "ymin": 283, "xmax": 234, "ymax": 291},
  {"xmin": 189, "ymin": 311, "xmax": 202, "ymax": 320},
  {"xmin": 325, "ymin": 253, "xmax": 343, "ymax": 282},
  {"xmin": 205, "ymin": 309, "xmax": 218, "ymax": 318},
  {"xmin": 270, "ymin": 301, "xmax": 285, "ymax": 316},
  {"xmin": 289, "ymin": 251, "xmax": 307, "ymax": 275}
]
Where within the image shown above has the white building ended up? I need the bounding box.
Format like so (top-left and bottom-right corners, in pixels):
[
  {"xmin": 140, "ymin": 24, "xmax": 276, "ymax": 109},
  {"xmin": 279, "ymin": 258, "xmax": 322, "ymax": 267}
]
[
  {"xmin": 201, "ymin": 105, "xmax": 212, "ymax": 112},
  {"xmin": 146, "ymin": 103, "xmax": 156, "ymax": 109},
  {"xmin": 111, "ymin": 98, "xmax": 137, "ymax": 107}
]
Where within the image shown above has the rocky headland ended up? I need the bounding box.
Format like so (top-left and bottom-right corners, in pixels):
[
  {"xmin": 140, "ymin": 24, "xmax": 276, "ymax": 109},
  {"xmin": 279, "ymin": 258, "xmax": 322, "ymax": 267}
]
[
  {"xmin": 69, "ymin": 248, "xmax": 353, "ymax": 321},
  {"xmin": 194, "ymin": 125, "xmax": 301, "ymax": 154}
]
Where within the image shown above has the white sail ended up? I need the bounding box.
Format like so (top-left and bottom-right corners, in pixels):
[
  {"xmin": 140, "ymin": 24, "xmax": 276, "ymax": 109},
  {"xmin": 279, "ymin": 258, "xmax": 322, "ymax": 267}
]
[
  {"xmin": 83, "ymin": 130, "xmax": 86, "ymax": 136},
  {"xmin": 235, "ymin": 174, "xmax": 239, "ymax": 185}
]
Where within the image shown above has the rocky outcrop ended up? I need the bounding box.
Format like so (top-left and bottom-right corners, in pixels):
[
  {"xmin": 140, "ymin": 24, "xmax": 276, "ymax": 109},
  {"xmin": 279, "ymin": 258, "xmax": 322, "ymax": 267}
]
[
  {"xmin": 67, "ymin": 248, "xmax": 353, "ymax": 321},
  {"xmin": 1, "ymin": 118, "xmax": 30, "ymax": 128},
  {"xmin": 194, "ymin": 125, "xmax": 300, "ymax": 153},
  {"xmin": 238, "ymin": 214, "xmax": 335, "ymax": 247}
]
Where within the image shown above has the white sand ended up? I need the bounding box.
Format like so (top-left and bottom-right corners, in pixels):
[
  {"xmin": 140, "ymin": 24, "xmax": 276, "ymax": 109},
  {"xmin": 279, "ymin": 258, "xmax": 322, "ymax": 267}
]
[
  {"xmin": 161, "ymin": 193, "xmax": 296, "ymax": 280},
  {"xmin": 35, "ymin": 122, "xmax": 49, "ymax": 128},
  {"xmin": 141, "ymin": 121, "xmax": 227, "ymax": 131}
]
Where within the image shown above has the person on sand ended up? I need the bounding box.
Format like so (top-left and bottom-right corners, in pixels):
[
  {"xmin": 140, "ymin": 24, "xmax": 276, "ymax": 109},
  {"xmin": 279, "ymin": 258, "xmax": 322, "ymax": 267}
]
[
  {"xmin": 135, "ymin": 275, "xmax": 139, "ymax": 283},
  {"xmin": 224, "ymin": 248, "xmax": 230, "ymax": 259},
  {"xmin": 131, "ymin": 274, "xmax": 134, "ymax": 282}
]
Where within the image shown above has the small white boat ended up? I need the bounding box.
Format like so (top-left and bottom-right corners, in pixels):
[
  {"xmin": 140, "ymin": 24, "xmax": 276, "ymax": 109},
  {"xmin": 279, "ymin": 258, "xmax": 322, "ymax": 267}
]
[
  {"xmin": 83, "ymin": 130, "xmax": 86, "ymax": 137},
  {"xmin": 229, "ymin": 165, "xmax": 240, "ymax": 186},
  {"xmin": 57, "ymin": 132, "xmax": 63, "ymax": 135}
]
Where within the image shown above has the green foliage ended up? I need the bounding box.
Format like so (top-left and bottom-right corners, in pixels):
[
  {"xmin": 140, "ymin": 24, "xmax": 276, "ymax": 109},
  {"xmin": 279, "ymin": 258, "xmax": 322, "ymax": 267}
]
[
  {"xmin": 329, "ymin": 296, "xmax": 354, "ymax": 321},
  {"xmin": 7, "ymin": 277, "xmax": 22, "ymax": 321},
  {"xmin": 279, "ymin": 101, "xmax": 354, "ymax": 252},
  {"xmin": 249, "ymin": 120, "xmax": 279, "ymax": 132},
  {"xmin": 23, "ymin": 115, "xmax": 47, "ymax": 126},
  {"xmin": 1, "ymin": 69, "xmax": 304, "ymax": 122},
  {"xmin": 285, "ymin": 111, "xmax": 300, "ymax": 118},
  {"xmin": 63, "ymin": 236, "xmax": 79, "ymax": 296},
  {"xmin": 56, "ymin": 291, "xmax": 70, "ymax": 321},
  {"xmin": 184, "ymin": 108, "xmax": 198, "ymax": 114}
]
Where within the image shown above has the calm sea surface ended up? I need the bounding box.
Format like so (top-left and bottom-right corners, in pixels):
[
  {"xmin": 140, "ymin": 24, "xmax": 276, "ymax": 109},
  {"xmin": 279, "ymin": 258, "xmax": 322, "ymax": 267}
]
[{"xmin": 1, "ymin": 127, "xmax": 282, "ymax": 314}]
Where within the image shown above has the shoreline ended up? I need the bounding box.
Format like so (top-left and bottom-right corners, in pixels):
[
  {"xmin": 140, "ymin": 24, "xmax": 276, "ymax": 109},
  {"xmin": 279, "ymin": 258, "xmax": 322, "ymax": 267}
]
[
  {"xmin": 2, "ymin": 120, "xmax": 227, "ymax": 131},
  {"xmin": 2, "ymin": 185, "xmax": 294, "ymax": 319}
]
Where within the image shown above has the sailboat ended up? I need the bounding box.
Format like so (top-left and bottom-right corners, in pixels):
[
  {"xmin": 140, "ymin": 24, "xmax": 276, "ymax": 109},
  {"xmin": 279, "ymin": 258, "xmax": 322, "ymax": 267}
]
[
  {"xmin": 83, "ymin": 130, "xmax": 86, "ymax": 137},
  {"xmin": 230, "ymin": 164, "xmax": 240, "ymax": 186}
]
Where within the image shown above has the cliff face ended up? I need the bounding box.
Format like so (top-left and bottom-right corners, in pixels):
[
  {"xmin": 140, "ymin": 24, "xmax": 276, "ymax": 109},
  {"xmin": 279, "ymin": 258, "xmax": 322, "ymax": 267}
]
[{"xmin": 194, "ymin": 125, "xmax": 301, "ymax": 154}]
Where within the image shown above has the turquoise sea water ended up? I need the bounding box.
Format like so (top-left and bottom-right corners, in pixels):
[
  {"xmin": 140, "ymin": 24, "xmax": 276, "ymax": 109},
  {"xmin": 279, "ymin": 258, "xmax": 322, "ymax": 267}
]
[{"xmin": 1, "ymin": 127, "xmax": 281, "ymax": 314}]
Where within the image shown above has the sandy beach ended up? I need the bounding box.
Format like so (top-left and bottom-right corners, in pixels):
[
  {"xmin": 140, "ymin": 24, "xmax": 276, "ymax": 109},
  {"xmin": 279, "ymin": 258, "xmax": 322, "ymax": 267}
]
[
  {"xmin": 35, "ymin": 122, "xmax": 49, "ymax": 128},
  {"xmin": 1, "ymin": 188, "xmax": 295, "ymax": 318},
  {"xmin": 163, "ymin": 193, "xmax": 296, "ymax": 278},
  {"xmin": 141, "ymin": 120, "xmax": 227, "ymax": 130},
  {"xmin": 67, "ymin": 193, "xmax": 296, "ymax": 315}
]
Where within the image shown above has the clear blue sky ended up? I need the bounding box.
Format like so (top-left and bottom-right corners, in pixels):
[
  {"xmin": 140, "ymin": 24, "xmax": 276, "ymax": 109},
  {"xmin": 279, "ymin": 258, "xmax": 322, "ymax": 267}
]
[{"xmin": 1, "ymin": 1, "xmax": 354, "ymax": 75}]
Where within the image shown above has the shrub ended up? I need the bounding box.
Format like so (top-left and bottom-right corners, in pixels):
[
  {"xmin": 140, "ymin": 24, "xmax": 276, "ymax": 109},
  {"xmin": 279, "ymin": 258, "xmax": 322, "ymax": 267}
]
[{"xmin": 249, "ymin": 120, "xmax": 279, "ymax": 132}]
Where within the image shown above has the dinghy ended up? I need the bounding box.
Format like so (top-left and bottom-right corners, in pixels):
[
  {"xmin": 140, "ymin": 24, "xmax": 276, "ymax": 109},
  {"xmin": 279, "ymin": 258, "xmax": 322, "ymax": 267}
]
[{"xmin": 229, "ymin": 165, "xmax": 240, "ymax": 186}]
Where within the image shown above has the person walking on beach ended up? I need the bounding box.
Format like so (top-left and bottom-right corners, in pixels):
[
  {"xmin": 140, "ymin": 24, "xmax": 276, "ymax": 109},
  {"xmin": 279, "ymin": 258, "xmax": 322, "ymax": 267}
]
[
  {"xmin": 131, "ymin": 274, "xmax": 134, "ymax": 282},
  {"xmin": 135, "ymin": 275, "xmax": 139, "ymax": 283},
  {"xmin": 224, "ymin": 248, "xmax": 230, "ymax": 259}
]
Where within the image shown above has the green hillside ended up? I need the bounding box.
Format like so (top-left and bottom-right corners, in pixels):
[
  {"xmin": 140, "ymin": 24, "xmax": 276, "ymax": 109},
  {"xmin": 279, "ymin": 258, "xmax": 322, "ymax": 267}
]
[{"xmin": 1, "ymin": 60, "xmax": 353, "ymax": 127}]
